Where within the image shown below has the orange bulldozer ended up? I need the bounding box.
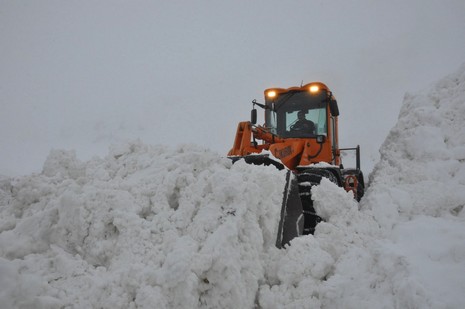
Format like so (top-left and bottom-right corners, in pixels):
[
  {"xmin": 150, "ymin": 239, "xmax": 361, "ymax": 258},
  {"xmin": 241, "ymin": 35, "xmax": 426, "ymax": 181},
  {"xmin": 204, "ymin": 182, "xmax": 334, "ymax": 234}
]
[{"xmin": 228, "ymin": 82, "xmax": 364, "ymax": 248}]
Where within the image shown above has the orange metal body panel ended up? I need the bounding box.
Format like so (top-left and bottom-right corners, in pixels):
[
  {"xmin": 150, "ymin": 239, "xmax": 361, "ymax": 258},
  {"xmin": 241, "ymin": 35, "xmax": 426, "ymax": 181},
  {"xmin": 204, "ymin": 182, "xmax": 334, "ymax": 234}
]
[
  {"xmin": 227, "ymin": 122, "xmax": 270, "ymax": 156},
  {"xmin": 228, "ymin": 122, "xmax": 336, "ymax": 170}
]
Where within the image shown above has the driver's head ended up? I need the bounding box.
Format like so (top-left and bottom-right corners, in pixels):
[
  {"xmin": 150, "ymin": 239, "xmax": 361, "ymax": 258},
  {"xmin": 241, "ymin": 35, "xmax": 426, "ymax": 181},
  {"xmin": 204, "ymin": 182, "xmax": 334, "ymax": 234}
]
[{"xmin": 298, "ymin": 111, "xmax": 306, "ymax": 119}]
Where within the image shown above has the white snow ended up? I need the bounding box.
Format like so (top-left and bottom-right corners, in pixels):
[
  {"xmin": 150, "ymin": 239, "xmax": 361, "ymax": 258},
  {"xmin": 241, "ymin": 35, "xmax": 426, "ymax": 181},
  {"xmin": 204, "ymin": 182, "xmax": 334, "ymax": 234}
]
[{"xmin": 1, "ymin": 64, "xmax": 465, "ymax": 308}]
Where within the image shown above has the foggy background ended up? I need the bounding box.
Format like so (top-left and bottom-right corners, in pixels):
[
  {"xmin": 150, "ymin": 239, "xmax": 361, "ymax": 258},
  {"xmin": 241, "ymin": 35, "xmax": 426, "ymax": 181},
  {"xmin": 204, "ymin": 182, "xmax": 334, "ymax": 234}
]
[{"xmin": 1, "ymin": 0, "xmax": 465, "ymax": 176}]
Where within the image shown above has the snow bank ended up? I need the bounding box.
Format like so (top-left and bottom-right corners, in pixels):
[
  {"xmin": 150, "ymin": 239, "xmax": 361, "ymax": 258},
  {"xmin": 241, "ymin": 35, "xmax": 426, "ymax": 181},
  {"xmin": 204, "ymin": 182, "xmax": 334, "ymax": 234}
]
[
  {"xmin": 364, "ymin": 64, "xmax": 465, "ymax": 227},
  {"xmin": 359, "ymin": 64, "xmax": 465, "ymax": 308},
  {"xmin": 0, "ymin": 142, "xmax": 286, "ymax": 308},
  {"xmin": 1, "ymin": 143, "xmax": 383, "ymax": 309}
]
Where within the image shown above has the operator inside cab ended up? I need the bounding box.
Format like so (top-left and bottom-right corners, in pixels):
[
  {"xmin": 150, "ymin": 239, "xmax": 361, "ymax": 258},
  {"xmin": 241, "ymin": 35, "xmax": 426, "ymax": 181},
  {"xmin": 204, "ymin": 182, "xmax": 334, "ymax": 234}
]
[{"xmin": 290, "ymin": 110, "xmax": 315, "ymax": 134}]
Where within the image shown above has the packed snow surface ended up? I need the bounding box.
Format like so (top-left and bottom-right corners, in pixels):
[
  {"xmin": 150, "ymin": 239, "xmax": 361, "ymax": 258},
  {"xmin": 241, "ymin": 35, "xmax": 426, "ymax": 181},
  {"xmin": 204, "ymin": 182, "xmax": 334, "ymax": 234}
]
[{"xmin": 1, "ymin": 65, "xmax": 465, "ymax": 308}]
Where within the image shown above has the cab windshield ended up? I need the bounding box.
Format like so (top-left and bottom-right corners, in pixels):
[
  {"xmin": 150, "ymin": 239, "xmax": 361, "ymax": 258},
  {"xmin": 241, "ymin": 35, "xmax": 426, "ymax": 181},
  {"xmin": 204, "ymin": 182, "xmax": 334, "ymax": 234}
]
[{"xmin": 265, "ymin": 90, "xmax": 328, "ymax": 138}]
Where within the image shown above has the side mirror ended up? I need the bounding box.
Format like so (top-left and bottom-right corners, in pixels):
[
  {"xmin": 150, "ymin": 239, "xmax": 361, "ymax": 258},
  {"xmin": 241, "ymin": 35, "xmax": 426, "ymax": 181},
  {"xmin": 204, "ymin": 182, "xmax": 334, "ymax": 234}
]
[
  {"xmin": 329, "ymin": 99, "xmax": 339, "ymax": 117},
  {"xmin": 251, "ymin": 109, "xmax": 257, "ymax": 124}
]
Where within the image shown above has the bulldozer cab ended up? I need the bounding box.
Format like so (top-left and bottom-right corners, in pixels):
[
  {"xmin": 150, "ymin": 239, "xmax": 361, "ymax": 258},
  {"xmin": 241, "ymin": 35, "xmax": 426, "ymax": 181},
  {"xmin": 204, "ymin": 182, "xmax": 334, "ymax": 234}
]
[
  {"xmin": 261, "ymin": 82, "xmax": 341, "ymax": 167},
  {"xmin": 229, "ymin": 82, "xmax": 342, "ymax": 170},
  {"xmin": 265, "ymin": 89, "xmax": 328, "ymax": 138}
]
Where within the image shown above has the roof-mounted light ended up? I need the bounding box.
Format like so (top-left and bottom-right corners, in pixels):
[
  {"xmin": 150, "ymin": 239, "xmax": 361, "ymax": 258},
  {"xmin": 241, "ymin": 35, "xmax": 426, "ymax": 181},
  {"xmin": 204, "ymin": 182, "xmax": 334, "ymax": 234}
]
[
  {"xmin": 309, "ymin": 85, "xmax": 319, "ymax": 93},
  {"xmin": 267, "ymin": 90, "xmax": 277, "ymax": 98}
]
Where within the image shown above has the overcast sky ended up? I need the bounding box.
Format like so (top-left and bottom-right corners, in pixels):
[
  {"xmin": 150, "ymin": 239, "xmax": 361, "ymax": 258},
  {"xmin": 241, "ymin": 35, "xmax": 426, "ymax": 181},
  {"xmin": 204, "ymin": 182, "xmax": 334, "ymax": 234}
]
[{"xmin": 1, "ymin": 0, "xmax": 465, "ymax": 176}]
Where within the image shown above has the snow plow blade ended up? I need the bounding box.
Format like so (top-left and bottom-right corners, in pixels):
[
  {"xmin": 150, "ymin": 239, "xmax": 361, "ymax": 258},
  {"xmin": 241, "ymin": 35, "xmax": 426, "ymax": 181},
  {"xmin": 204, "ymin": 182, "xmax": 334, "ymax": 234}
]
[{"xmin": 276, "ymin": 170, "xmax": 304, "ymax": 248}]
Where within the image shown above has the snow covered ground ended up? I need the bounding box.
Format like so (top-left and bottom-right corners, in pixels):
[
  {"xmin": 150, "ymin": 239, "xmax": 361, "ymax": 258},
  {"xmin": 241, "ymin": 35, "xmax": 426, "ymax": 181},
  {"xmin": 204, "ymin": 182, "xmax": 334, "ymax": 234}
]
[{"xmin": 1, "ymin": 65, "xmax": 465, "ymax": 308}]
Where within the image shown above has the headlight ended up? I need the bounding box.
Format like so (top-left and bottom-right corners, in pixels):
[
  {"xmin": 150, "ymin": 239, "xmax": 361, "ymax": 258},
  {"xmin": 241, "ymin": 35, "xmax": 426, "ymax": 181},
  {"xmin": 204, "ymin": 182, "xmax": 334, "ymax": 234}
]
[
  {"xmin": 309, "ymin": 85, "xmax": 319, "ymax": 93},
  {"xmin": 267, "ymin": 90, "xmax": 277, "ymax": 98}
]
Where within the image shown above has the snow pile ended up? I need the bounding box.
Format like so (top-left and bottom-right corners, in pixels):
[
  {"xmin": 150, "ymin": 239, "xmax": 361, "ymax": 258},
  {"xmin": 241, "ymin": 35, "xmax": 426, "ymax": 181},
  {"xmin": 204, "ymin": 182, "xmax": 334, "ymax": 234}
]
[
  {"xmin": 1, "ymin": 143, "xmax": 383, "ymax": 308},
  {"xmin": 360, "ymin": 64, "xmax": 465, "ymax": 308},
  {"xmin": 365, "ymin": 64, "xmax": 465, "ymax": 226},
  {"xmin": 301, "ymin": 64, "xmax": 465, "ymax": 309},
  {"xmin": 0, "ymin": 143, "xmax": 286, "ymax": 308}
]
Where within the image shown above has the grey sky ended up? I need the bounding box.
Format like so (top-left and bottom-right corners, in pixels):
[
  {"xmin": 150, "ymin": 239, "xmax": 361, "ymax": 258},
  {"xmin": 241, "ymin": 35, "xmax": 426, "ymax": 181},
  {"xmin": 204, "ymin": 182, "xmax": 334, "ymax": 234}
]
[{"xmin": 1, "ymin": 0, "xmax": 465, "ymax": 176}]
